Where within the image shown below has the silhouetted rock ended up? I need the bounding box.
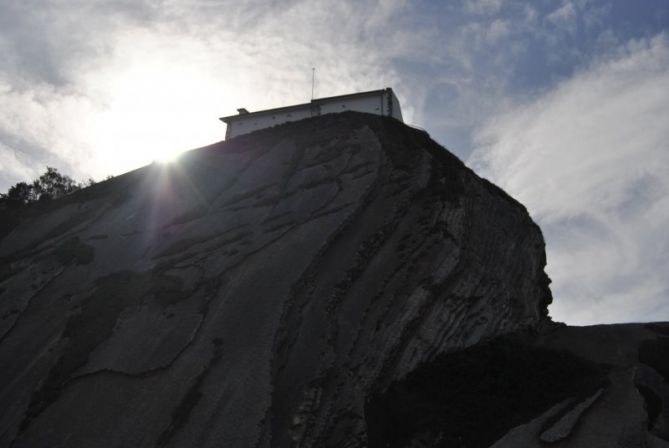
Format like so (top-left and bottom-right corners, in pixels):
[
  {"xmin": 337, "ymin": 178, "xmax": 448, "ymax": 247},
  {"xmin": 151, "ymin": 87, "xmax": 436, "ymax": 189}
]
[
  {"xmin": 0, "ymin": 111, "xmax": 564, "ymax": 447},
  {"xmin": 367, "ymin": 323, "xmax": 669, "ymax": 447}
]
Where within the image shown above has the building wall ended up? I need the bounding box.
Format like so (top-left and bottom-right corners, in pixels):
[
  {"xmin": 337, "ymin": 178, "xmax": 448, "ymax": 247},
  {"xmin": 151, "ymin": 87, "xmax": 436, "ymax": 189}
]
[
  {"xmin": 226, "ymin": 108, "xmax": 313, "ymax": 139},
  {"xmin": 225, "ymin": 90, "xmax": 404, "ymax": 139},
  {"xmin": 318, "ymin": 94, "xmax": 386, "ymax": 117}
]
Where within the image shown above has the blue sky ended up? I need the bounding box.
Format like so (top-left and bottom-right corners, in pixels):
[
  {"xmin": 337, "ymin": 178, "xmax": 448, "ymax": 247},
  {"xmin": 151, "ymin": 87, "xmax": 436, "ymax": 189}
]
[{"xmin": 1, "ymin": 0, "xmax": 668, "ymax": 325}]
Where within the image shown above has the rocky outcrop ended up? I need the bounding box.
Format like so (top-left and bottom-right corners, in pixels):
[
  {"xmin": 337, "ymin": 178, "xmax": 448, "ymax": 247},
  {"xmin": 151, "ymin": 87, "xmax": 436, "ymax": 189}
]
[
  {"xmin": 0, "ymin": 112, "xmax": 552, "ymax": 447},
  {"xmin": 367, "ymin": 323, "xmax": 669, "ymax": 447}
]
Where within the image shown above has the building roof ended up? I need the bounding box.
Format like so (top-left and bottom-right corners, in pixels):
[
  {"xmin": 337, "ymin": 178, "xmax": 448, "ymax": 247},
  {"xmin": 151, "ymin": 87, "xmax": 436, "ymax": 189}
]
[{"xmin": 219, "ymin": 88, "xmax": 393, "ymax": 123}]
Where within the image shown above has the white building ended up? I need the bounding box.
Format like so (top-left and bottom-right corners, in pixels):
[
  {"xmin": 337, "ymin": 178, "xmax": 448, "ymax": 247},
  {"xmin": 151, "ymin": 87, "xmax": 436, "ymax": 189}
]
[{"xmin": 220, "ymin": 88, "xmax": 403, "ymax": 140}]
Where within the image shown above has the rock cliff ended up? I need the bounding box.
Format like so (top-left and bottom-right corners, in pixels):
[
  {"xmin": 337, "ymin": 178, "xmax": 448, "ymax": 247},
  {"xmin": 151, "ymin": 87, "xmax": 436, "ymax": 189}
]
[{"xmin": 1, "ymin": 112, "xmax": 553, "ymax": 447}]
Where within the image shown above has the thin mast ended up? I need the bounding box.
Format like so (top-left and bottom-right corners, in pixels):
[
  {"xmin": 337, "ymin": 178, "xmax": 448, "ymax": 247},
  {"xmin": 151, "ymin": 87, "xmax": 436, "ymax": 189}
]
[{"xmin": 311, "ymin": 67, "xmax": 315, "ymax": 100}]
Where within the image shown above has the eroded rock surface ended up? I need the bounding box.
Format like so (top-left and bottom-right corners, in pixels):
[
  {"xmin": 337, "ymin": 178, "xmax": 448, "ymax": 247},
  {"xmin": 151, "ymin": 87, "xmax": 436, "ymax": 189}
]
[
  {"xmin": 369, "ymin": 323, "xmax": 669, "ymax": 447},
  {"xmin": 0, "ymin": 112, "xmax": 552, "ymax": 447}
]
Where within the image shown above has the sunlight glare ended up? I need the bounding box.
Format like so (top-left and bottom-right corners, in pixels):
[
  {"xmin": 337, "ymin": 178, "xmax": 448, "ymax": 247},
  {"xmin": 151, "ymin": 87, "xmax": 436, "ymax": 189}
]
[
  {"xmin": 76, "ymin": 28, "xmax": 306, "ymax": 180},
  {"xmin": 87, "ymin": 37, "xmax": 231, "ymax": 176},
  {"xmin": 154, "ymin": 148, "xmax": 184, "ymax": 164}
]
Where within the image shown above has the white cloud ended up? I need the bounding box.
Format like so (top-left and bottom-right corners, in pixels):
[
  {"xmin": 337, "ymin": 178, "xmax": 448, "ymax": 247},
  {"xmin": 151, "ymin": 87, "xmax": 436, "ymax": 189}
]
[
  {"xmin": 0, "ymin": 0, "xmax": 410, "ymax": 189},
  {"xmin": 470, "ymin": 34, "xmax": 669, "ymax": 325},
  {"xmin": 0, "ymin": 77, "xmax": 99, "ymax": 180}
]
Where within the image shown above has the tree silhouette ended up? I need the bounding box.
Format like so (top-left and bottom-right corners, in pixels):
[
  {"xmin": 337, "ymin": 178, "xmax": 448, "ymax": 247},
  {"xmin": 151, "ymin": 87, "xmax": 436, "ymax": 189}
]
[
  {"xmin": 32, "ymin": 167, "xmax": 80, "ymax": 201},
  {"xmin": 1, "ymin": 167, "xmax": 91, "ymax": 207},
  {"xmin": 5, "ymin": 182, "xmax": 37, "ymax": 205}
]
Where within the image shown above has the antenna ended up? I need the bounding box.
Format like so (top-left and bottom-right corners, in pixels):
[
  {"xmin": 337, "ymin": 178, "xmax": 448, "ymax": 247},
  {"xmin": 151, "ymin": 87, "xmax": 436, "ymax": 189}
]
[{"xmin": 311, "ymin": 67, "xmax": 315, "ymax": 100}]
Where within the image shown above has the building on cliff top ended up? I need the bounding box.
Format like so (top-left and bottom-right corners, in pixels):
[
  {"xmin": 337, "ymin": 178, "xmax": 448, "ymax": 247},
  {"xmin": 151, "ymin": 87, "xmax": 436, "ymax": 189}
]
[{"xmin": 220, "ymin": 87, "xmax": 403, "ymax": 139}]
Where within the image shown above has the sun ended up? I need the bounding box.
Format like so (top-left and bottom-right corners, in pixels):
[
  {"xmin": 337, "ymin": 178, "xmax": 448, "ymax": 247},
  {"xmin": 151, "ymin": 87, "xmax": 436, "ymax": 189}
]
[
  {"xmin": 90, "ymin": 58, "xmax": 227, "ymax": 176},
  {"xmin": 154, "ymin": 148, "xmax": 184, "ymax": 164}
]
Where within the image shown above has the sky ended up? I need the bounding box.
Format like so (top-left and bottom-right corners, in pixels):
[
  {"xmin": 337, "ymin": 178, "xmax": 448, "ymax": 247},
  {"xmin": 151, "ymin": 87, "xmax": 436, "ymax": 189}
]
[{"xmin": 1, "ymin": 0, "xmax": 668, "ymax": 325}]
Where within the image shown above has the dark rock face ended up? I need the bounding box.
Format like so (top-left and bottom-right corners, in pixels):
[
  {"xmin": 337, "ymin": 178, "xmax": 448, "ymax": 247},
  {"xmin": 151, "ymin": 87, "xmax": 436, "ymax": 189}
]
[
  {"xmin": 368, "ymin": 323, "xmax": 669, "ymax": 447},
  {"xmin": 365, "ymin": 333, "xmax": 608, "ymax": 448},
  {"xmin": 0, "ymin": 112, "xmax": 552, "ymax": 447}
]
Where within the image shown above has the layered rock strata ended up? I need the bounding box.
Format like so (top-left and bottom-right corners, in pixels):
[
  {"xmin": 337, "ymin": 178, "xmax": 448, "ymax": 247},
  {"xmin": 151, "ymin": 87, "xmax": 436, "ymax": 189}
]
[{"xmin": 0, "ymin": 112, "xmax": 552, "ymax": 447}]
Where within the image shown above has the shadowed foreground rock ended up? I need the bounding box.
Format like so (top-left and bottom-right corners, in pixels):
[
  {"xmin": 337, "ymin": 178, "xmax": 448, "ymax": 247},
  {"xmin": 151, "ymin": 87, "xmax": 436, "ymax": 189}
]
[
  {"xmin": 366, "ymin": 323, "xmax": 669, "ymax": 447},
  {"xmin": 3, "ymin": 111, "xmax": 647, "ymax": 447}
]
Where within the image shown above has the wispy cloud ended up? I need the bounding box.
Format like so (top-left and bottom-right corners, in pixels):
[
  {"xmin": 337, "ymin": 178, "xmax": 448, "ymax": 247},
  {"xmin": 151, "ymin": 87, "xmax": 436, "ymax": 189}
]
[
  {"xmin": 0, "ymin": 0, "xmax": 410, "ymax": 187},
  {"xmin": 470, "ymin": 34, "xmax": 669, "ymax": 324},
  {"xmin": 546, "ymin": 1, "xmax": 577, "ymax": 31},
  {"xmin": 463, "ymin": 0, "xmax": 503, "ymax": 16}
]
